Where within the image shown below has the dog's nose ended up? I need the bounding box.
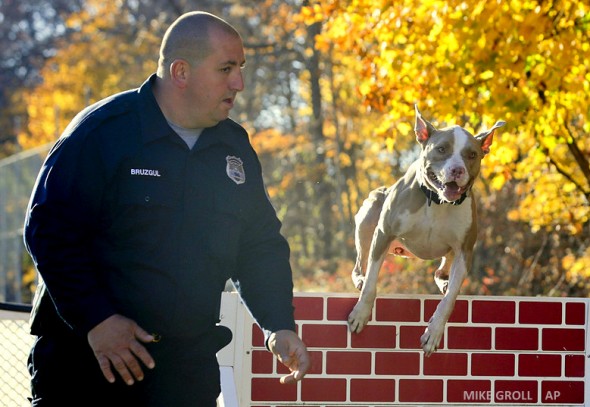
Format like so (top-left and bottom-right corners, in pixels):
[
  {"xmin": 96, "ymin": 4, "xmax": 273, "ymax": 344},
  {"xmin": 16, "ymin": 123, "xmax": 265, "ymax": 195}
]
[{"xmin": 451, "ymin": 166, "xmax": 465, "ymax": 178}]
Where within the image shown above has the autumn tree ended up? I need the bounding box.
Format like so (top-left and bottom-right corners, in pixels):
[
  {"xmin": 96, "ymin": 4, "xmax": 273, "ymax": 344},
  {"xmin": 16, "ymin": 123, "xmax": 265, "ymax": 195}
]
[
  {"xmin": 16, "ymin": 1, "xmax": 159, "ymax": 149},
  {"xmin": 0, "ymin": 0, "xmax": 86, "ymax": 157},
  {"xmin": 15, "ymin": 0, "xmax": 248, "ymax": 149},
  {"xmin": 298, "ymin": 0, "xmax": 590, "ymax": 295},
  {"xmin": 12, "ymin": 0, "xmax": 356, "ymax": 288},
  {"xmin": 8, "ymin": 0, "xmax": 590, "ymax": 296}
]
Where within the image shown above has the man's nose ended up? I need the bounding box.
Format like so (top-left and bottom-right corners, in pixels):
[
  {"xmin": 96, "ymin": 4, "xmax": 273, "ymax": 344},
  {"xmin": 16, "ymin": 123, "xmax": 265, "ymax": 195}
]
[{"xmin": 231, "ymin": 70, "xmax": 244, "ymax": 92}]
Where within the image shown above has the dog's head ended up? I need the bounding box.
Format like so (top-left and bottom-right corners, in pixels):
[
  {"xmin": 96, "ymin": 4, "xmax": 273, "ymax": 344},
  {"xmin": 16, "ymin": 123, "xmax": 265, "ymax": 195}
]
[{"xmin": 414, "ymin": 105, "xmax": 505, "ymax": 203}]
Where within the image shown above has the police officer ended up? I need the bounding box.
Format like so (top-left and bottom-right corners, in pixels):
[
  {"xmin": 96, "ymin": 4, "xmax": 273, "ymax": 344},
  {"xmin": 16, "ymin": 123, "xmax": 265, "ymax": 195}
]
[{"xmin": 24, "ymin": 11, "xmax": 309, "ymax": 406}]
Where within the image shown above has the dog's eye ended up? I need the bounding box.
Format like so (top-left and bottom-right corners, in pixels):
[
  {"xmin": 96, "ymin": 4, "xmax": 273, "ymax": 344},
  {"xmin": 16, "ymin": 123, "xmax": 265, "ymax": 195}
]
[
  {"xmin": 467, "ymin": 151, "xmax": 477, "ymax": 159},
  {"xmin": 437, "ymin": 146, "xmax": 445, "ymax": 153}
]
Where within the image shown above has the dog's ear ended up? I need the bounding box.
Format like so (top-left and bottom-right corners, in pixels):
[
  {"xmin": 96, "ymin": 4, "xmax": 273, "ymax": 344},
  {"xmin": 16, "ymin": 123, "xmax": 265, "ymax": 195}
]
[
  {"xmin": 475, "ymin": 120, "xmax": 506, "ymax": 155},
  {"xmin": 414, "ymin": 104, "xmax": 437, "ymax": 144}
]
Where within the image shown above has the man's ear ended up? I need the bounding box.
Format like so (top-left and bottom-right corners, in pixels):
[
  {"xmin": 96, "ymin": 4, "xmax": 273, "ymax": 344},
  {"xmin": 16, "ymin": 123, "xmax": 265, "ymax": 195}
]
[
  {"xmin": 476, "ymin": 120, "xmax": 506, "ymax": 155},
  {"xmin": 414, "ymin": 104, "xmax": 437, "ymax": 144},
  {"xmin": 170, "ymin": 59, "xmax": 190, "ymax": 88}
]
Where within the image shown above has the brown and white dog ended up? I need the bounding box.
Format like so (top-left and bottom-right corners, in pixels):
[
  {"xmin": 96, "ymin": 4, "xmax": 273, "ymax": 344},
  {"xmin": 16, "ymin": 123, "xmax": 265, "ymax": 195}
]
[{"xmin": 348, "ymin": 106, "xmax": 505, "ymax": 355}]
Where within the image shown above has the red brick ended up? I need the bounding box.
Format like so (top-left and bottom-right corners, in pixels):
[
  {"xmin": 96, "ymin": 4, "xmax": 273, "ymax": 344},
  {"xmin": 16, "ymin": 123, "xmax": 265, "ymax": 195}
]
[
  {"xmin": 277, "ymin": 350, "xmax": 323, "ymax": 375},
  {"xmin": 447, "ymin": 326, "xmax": 491, "ymax": 350},
  {"xmin": 326, "ymin": 351, "xmax": 372, "ymax": 374},
  {"xmin": 541, "ymin": 380, "xmax": 585, "ymax": 403},
  {"xmin": 494, "ymin": 380, "xmax": 538, "ymax": 403},
  {"xmin": 519, "ymin": 301, "xmax": 562, "ymax": 324},
  {"xmin": 252, "ymin": 350, "xmax": 273, "ymax": 373},
  {"xmin": 447, "ymin": 380, "xmax": 492, "ymax": 403},
  {"xmin": 495, "ymin": 327, "xmax": 538, "ymax": 350},
  {"xmin": 423, "ymin": 352, "xmax": 468, "ymax": 376},
  {"xmin": 252, "ymin": 324, "xmax": 265, "ymax": 347},
  {"xmin": 471, "ymin": 353, "xmax": 515, "ymax": 376},
  {"xmin": 399, "ymin": 325, "xmax": 437, "ymax": 349},
  {"xmin": 327, "ymin": 297, "xmax": 358, "ymax": 321},
  {"xmin": 350, "ymin": 378, "xmax": 395, "ymax": 402},
  {"xmin": 542, "ymin": 328, "xmax": 585, "ymax": 351},
  {"xmin": 375, "ymin": 351, "xmax": 420, "ymax": 375},
  {"xmin": 251, "ymin": 378, "xmax": 297, "ymax": 401},
  {"xmin": 301, "ymin": 378, "xmax": 347, "ymax": 402},
  {"xmin": 351, "ymin": 325, "xmax": 396, "ymax": 349},
  {"xmin": 565, "ymin": 302, "xmax": 586, "ymax": 325},
  {"xmin": 424, "ymin": 299, "xmax": 468, "ymax": 322},
  {"xmin": 302, "ymin": 324, "xmax": 348, "ymax": 348},
  {"xmin": 309, "ymin": 350, "xmax": 324, "ymax": 375},
  {"xmin": 565, "ymin": 354, "xmax": 585, "ymax": 377},
  {"xmin": 293, "ymin": 297, "xmax": 323, "ymax": 320},
  {"xmin": 472, "ymin": 300, "xmax": 516, "ymax": 323},
  {"xmin": 399, "ymin": 379, "xmax": 443, "ymax": 402},
  {"xmin": 518, "ymin": 354, "xmax": 561, "ymax": 377},
  {"xmin": 376, "ymin": 298, "xmax": 421, "ymax": 322}
]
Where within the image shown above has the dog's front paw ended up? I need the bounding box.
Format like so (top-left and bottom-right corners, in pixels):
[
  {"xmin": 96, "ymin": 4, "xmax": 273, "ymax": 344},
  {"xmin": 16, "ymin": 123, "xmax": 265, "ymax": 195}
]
[
  {"xmin": 348, "ymin": 301, "xmax": 372, "ymax": 333},
  {"xmin": 420, "ymin": 320, "xmax": 444, "ymax": 356}
]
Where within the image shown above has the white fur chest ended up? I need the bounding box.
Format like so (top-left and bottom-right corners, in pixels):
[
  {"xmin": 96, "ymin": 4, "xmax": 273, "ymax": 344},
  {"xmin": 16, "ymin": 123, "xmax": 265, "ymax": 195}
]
[{"xmin": 392, "ymin": 197, "xmax": 473, "ymax": 259}]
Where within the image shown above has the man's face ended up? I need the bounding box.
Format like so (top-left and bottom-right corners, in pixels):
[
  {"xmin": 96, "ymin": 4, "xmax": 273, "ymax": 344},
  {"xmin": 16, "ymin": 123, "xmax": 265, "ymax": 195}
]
[{"xmin": 186, "ymin": 30, "xmax": 245, "ymax": 128}]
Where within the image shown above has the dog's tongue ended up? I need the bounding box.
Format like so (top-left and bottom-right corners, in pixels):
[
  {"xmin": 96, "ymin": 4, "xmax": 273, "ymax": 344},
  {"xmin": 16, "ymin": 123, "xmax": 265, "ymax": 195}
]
[{"xmin": 444, "ymin": 182, "xmax": 464, "ymax": 201}]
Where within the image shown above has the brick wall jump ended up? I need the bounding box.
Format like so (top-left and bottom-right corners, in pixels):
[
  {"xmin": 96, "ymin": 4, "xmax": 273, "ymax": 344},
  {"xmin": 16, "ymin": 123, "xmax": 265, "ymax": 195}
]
[{"xmin": 238, "ymin": 293, "xmax": 588, "ymax": 406}]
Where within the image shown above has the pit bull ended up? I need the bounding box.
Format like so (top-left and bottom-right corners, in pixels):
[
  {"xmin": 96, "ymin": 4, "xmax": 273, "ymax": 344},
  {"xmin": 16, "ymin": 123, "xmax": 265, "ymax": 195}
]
[{"xmin": 348, "ymin": 105, "xmax": 505, "ymax": 355}]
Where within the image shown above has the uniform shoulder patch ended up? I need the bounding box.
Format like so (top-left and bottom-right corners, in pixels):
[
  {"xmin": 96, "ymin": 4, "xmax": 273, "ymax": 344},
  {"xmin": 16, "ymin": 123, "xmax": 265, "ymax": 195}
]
[{"xmin": 226, "ymin": 155, "xmax": 246, "ymax": 185}]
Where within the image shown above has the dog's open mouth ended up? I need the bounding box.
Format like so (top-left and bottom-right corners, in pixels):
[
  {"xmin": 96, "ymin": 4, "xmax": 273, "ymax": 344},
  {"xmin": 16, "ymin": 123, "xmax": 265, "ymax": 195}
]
[
  {"xmin": 444, "ymin": 181, "xmax": 467, "ymax": 200},
  {"xmin": 426, "ymin": 171, "xmax": 468, "ymax": 202}
]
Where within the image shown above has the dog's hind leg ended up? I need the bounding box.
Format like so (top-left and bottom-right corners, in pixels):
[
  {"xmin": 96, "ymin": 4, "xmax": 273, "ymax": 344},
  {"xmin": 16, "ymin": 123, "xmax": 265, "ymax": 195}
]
[{"xmin": 352, "ymin": 187, "xmax": 389, "ymax": 290}]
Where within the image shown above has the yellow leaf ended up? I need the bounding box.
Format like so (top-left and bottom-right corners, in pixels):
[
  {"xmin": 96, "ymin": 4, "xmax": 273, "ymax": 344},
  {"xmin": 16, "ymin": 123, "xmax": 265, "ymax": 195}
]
[
  {"xmin": 477, "ymin": 35, "xmax": 486, "ymax": 49},
  {"xmin": 396, "ymin": 121, "xmax": 412, "ymax": 136},
  {"xmin": 479, "ymin": 70, "xmax": 494, "ymax": 80},
  {"xmin": 462, "ymin": 75, "xmax": 475, "ymax": 85},
  {"xmin": 386, "ymin": 137, "xmax": 395, "ymax": 152},
  {"xmin": 491, "ymin": 173, "xmax": 506, "ymax": 190}
]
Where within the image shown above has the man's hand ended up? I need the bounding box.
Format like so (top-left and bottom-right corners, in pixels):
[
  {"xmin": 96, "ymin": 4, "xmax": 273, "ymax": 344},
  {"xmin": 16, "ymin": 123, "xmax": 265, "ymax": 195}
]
[
  {"xmin": 268, "ymin": 330, "xmax": 310, "ymax": 384},
  {"xmin": 87, "ymin": 314, "xmax": 156, "ymax": 385}
]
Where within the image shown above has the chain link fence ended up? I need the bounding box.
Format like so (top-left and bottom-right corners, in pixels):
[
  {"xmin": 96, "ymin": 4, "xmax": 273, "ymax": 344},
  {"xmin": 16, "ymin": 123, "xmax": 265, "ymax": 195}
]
[
  {"xmin": 0, "ymin": 303, "xmax": 33, "ymax": 407},
  {"xmin": 0, "ymin": 144, "xmax": 50, "ymax": 304},
  {"xmin": 1, "ymin": 145, "xmax": 50, "ymax": 406}
]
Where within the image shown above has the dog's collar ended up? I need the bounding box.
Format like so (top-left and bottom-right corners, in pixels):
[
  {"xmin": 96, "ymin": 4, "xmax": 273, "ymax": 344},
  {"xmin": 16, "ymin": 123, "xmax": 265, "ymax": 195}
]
[{"xmin": 420, "ymin": 183, "xmax": 468, "ymax": 206}]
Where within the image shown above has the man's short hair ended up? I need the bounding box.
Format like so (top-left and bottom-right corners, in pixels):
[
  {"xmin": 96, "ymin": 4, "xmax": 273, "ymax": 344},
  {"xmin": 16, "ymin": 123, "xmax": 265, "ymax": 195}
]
[{"xmin": 157, "ymin": 11, "xmax": 240, "ymax": 77}]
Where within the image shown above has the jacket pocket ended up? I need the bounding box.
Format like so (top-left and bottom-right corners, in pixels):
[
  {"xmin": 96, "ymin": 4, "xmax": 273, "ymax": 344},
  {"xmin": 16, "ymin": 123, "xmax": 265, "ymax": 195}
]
[
  {"xmin": 205, "ymin": 193, "xmax": 243, "ymax": 269},
  {"xmin": 107, "ymin": 177, "xmax": 180, "ymax": 252}
]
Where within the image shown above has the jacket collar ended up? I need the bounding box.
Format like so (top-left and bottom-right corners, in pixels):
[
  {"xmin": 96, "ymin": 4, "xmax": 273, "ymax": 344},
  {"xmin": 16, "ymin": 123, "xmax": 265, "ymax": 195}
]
[
  {"xmin": 137, "ymin": 74, "xmax": 177, "ymax": 145},
  {"xmin": 138, "ymin": 74, "xmax": 239, "ymax": 150}
]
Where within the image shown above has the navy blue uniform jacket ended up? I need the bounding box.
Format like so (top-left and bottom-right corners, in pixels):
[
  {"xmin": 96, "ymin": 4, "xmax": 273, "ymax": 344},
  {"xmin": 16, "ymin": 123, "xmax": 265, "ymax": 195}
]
[{"xmin": 24, "ymin": 75, "xmax": 296, "ymax": 341}]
